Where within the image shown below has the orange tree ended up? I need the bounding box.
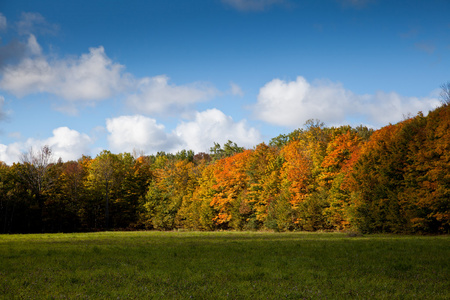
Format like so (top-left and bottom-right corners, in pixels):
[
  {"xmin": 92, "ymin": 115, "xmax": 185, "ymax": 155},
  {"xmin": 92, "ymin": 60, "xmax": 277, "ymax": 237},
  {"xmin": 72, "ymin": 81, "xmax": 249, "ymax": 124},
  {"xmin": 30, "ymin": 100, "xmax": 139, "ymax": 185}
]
[
  {"xmin": 209, "ymin": 150, "xmax": 253, "ymax": 229},
  {"xmin": 400, "ymin": 106, "xmax": 450, "ymax": 233},
  {"xmin": 350, "ymin": 105, "xmax": 450, "ymax": 233},
  {"xmin": 320, "ymin": 127, "xmax": 365, "ymax": 230}
]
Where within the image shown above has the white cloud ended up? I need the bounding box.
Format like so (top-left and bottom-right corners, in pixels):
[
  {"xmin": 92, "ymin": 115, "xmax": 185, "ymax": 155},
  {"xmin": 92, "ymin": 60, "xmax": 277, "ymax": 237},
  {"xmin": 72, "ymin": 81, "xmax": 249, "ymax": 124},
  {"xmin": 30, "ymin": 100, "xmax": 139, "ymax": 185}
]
[
  {"xmin": 1, "ymin": 14, "xmax": 128, "ymax": 111},
  {"xmin": 362, "ymin": 91, "xmax": 440, "ymax": 125},
  {"xmin": 126, "ymin": 75, "xmax": 218, "ymax": 115},
  {"xmin": 106, "ymin": 110, "xmax": 261, "ymax": 155},
  {"xmin": 2, "ymin": 109, "xmax": 261, "ymax": 164},
  {"xmin": 222, "ymin": 0, "xmax": 286, "ymax": 11},
  {"xmin": 0, "ymin": 13, "xmax": 7, "ymax": 31},
  {"xmin": 0, "ymin": 143, "xmax": 22, "ymax": 165},
  {"xmin": 43, "ymin": 127, "xmax": 93, "ymax": 161},
  {"xmin": 1, "ymin": 30, "xmax": 219, "ymax": 115},
  {"xmin": 0, "ymin": 45, "xmax": 129, "ymax": 104},
  {"xmin": 0, "ymin": 127, "xmax": 92, "ymax": 165},
  {"xmin": 26, "ymin": 34, "xmax": 42, "ymax": 56},
  {"xmin": 106, "ymin": 115, "xmax": 180, "ymax": 154},
  {"xmin": 253, "ymin": 76, "xmax": 440, "ymax": 128},
  {"xmin": 174, "ymin": 109, "xmax": 261, "ymax": 152},
  {"xmin": 254, "ymin": 77, "xmax": 352, "ymax": 127}
]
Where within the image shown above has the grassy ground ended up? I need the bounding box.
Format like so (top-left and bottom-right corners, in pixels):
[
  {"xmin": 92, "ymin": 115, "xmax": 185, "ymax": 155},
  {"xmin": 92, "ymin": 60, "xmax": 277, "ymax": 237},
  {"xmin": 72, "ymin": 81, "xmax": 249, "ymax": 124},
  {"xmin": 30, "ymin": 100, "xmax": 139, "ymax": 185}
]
[{"xmin": 0, "ymin": 231, "xmax": 449, "ymax": 299}]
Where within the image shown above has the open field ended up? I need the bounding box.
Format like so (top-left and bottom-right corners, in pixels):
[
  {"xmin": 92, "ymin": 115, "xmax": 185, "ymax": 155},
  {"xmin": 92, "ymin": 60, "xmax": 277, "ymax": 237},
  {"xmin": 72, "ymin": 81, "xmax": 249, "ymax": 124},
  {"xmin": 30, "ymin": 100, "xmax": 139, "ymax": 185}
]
[{"xmin": 0, "ymin": 231, "xmax": 449, "ymax": 299}]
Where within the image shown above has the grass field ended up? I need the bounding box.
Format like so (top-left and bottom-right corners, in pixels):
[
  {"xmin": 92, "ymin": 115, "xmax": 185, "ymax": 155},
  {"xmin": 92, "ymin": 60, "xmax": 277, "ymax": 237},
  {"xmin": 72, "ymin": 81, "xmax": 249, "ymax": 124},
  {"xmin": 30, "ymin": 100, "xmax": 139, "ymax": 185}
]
[{"xmin": 0, "ymin": 231, "xmax": 449, "ymax": 299}]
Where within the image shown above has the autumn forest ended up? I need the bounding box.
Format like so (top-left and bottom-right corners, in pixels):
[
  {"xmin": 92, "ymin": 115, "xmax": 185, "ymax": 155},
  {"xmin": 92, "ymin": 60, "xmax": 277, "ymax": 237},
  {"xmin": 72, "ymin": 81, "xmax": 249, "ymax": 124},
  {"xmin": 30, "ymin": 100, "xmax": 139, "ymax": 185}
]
[{"xmin": 1, "ymin": 102, "xmax": 449, "ymax": 234}]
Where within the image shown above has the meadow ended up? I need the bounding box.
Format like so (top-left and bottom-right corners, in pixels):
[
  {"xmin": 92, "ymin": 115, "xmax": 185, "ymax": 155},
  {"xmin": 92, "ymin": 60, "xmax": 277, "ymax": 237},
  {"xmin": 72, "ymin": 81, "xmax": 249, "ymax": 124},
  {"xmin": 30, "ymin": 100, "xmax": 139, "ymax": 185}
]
[{"xmin": 0, "ymin": 231, "xmax": 449, "ymax": 299}]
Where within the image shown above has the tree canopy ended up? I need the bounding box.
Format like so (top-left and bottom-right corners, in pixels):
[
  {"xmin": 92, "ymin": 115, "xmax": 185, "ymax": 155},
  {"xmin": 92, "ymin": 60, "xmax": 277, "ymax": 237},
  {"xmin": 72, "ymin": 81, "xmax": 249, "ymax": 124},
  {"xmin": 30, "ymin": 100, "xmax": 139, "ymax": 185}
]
[{"xmin": 1, "ymin": 104, "xmax": 449, "ymax": 234}]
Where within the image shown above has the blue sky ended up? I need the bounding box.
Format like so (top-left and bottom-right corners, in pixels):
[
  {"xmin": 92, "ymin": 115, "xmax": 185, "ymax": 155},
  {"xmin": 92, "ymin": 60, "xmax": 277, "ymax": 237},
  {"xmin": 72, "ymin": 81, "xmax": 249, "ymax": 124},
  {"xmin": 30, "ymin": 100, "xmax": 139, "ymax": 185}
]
[{"xmin": 0, "ymin": 0, "xmax": 449, "ymax": 164}]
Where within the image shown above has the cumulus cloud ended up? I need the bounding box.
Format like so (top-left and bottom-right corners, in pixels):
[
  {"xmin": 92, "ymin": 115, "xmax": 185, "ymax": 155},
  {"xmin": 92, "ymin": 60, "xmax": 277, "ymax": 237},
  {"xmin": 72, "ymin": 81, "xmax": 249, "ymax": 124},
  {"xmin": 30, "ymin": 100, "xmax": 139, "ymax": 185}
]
[
  {"xmin": 126, "ymin": 75, "xmax": 218, "ymax": 115},
  {"xmin": 222, "ymin": 0, "xmax": 286, "ymax": 11},
  {"xmin": 26, "ymin": 34, "xmax": 42, "ymax": 56},
  {"xmin": 253, "ymin": 76, "xmax": 440, "ymax": 128},
  {"xmin": 0, "ymin": 127, "xmax": 92, "ymax": 165},
  {"xmin": 0, "ymin": 45, "xmax": 129, "ymax": 103},
  {"xmin": 360, "ymin": 91, "xmax": 440, "ymax": 125},
  {"xmin": 1, "ymin": 17, "xmax": 220, "ymax": 114},
  {"xmin": 106, "ymin": 109, "xmax": 261, "ymax": 155},
  {"xmin": 1, "ymin": 41, "xmax": 219, "ymax": 114},
  {"xmin": 44, "ymin": 127, "xmax": 93, "ymax": 160},
  {"xmin": 0, "ymin": 32, "xmax": 218, "ymax": 114},
  {"xmin": 0, "ymin": 143, "xmax": 22, "ymax": 165},
  {"xmin": 254, "ymin": 77, "xmax": 353, "ymax": 127},
  {"xmin": 106, "ymin": 115, "xmax": 180, "ymax": 154},
  {"xmin": 1, "ymin": 13, "xmax": 127, "ymax": 108},
  {"xmin": 1, "ymin": 109, "xmax": 261, "ymax": 164},
  {"xmin": 174, "ymin": 109, "xmax": 261, "ymax": 152}
]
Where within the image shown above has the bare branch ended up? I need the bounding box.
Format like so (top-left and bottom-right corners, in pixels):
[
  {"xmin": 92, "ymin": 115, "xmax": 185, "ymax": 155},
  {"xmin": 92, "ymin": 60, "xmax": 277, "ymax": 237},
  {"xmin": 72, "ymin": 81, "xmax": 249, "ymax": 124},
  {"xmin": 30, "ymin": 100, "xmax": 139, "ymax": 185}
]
[
  {"xmin": 19, "ymin": 145, "xmax": 54, "ymax": 195},
  {"xmin": 440, "ymin": 81, "xmax": 450, "ymax": 106}
]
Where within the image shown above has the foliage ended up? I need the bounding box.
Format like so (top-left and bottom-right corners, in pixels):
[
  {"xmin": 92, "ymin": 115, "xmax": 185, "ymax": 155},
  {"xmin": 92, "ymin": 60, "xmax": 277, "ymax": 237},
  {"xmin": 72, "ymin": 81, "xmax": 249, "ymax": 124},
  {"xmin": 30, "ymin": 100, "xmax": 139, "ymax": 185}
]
[{"xmin": 1, "ymin": 103, "xmax": 450, "ymax": 233}]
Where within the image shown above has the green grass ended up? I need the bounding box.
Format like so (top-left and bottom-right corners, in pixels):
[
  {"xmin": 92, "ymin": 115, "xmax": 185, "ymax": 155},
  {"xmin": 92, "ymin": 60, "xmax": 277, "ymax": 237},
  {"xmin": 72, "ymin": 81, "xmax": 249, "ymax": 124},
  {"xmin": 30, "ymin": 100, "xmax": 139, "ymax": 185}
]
[{"xmin": 0, "ymin": 231, "xmax": 449, "ymax": 299}]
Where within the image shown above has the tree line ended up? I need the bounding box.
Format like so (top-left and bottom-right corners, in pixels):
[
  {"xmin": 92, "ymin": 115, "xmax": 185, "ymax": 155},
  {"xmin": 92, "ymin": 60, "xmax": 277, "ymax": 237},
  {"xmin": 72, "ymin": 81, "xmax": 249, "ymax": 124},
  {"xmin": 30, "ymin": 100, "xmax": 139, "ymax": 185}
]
[{"xmin": 1, "ymin": 102, "xmax": 449, "ymax": 234}]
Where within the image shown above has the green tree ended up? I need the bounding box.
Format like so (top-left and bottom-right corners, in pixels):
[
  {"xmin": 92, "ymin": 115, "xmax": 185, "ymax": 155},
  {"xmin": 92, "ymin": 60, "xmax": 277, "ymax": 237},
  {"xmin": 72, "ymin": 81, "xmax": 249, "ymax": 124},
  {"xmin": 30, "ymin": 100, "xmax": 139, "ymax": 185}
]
[
  {"xmin": 87, "ymin": 151, "xmax": 119, "ymax": 229},
  {"xmin": 210, "ymin": 140, "xmax": 244, "ymax": 160}
]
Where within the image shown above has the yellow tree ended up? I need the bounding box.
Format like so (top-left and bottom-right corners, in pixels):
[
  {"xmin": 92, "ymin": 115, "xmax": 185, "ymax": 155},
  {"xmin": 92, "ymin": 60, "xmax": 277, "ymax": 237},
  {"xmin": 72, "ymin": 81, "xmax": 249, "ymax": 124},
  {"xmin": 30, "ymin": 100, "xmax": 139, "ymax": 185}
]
[
  {"xmin": 245, "ymin": 143, "xmax": 283, "ymax": 228},
  {"xmin": 278, "ymin": 140, "xmax": 313, "ymax": 230},
  {"xmin": 142, "ymin": 153, "xmax": 201, "ymax": 230},
  {"xmin": 321, "ymin": 129, "xmax": 363, "ymax": 230},
  {"xmin": 188, "ymin": 163, "xmax": 217, "ymax": 230},
  {"xmin": 176, "ymin": 155, "xmax": 211, "ymax": 229},
  {"xmin": 400, "ymin": 105, "xmax": 450, "ymax": 233}
]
